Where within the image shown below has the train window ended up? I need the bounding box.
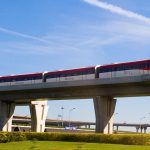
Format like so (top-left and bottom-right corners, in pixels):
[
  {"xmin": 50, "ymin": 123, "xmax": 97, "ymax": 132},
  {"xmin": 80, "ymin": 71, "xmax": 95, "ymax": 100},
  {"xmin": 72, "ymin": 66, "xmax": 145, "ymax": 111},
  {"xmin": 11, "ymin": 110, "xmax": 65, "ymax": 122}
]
[
  {"xmin": 144, "ymin": 63, "xmax": 148, "ymax": 68},
  {"xmin": 109, "ymin": 67, "xmax": 112, "ymax": 72},
  {"xmin": 59, "ymin": 73, "xmax": 66, "ymax": 77},
  {"xmin": 99, "ymin": 68, "xmax": 102, "ymax": 73},
  {"xmin": 87, "ymin": 69, "xmax": 95, "ymax": 74},
  {"xmin": 99, "ymin": 67, "xmax": 107, "ymax": 73},
  {"xmin": 46, "ymin": 73, "xmax": 59, "ymax": 78},
  {"xmin": 2, "ymin": 79, "xmax": 6, "ymax": 82},
  {"xmin": 124, "ymin": 65, "xmax": 132, "ymax": 70},
  {"xmin": 105, "ymin": 67, "xmax": 111, "ymax": 72},
  {"xmin": 137, "ymin": 64, "xmax": 141, "ymax": 69},
  {"xmin": 74, "ymin": 72, "xmax": 81, "ymax": 76},
  {"xmin": 148, "ymin": 62, "xmax": 150, "ymax": 68},
  {"xmin": 81, "ymin": 71, "xmax": 86, "ymax": 75},
  {"xmin": 65, "ymin": 73, "xmax": 70, "ymax": 77},
  {"xmin": 4, "ymin": 79, "xmax": 10, "ymax": 82},
  {"xmin": 102, "ymin": 68, "xmax": 105, "ymax": 72},
  {"xmin": 68, "ymin": 72, "xmax": 79, "ymax": 76},
  {"xmin": 124, "ymin": 65, "xmax": 129, "ymax": 70},
  {"xmin": 139, "ymin": 63, "xmax": 144, "ymax": 69},
  {"xmin": 68, "ymin": 71, "xmax": 82, "ymax": 76},
  {"xmin": 110, "ymin": 67, "xmax": 114, "ymax": 71},
  {"xmin": 0, "ymin": 75, "xmax": 40, "ymax": 83},
  {"xmin": 114, "ymin": 67, "xmax": 118, "ymax": 71},
  {"xmin": 116, "ymin": 66, "xmax": 122, "ymax": 71},
  {"xmin": 144, "ymin": 62, "xmax": 149, "ymax": 68}
]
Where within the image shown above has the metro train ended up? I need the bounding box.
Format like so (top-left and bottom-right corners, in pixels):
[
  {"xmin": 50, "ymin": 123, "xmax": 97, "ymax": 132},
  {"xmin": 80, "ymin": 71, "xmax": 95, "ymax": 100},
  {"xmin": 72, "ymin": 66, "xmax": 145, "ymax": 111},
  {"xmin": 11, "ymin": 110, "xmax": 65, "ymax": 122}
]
[
  {"xmin": 96, "ymin": 59, "xmax": 150, "ymax": 78},
  {"xmin": 44, "ymin": 66, "xmax": 95, "ymax": 82},
  {"xmin": 0, "ymin": 59, "xmax": 149, "ymax": 86},
  {"xmin": 0, "ymin": 66, "xmax": 95, "ymax": 86},
  {"xmin": 0, "ymin": 73, "xmax": 43, "ymax": 86}
]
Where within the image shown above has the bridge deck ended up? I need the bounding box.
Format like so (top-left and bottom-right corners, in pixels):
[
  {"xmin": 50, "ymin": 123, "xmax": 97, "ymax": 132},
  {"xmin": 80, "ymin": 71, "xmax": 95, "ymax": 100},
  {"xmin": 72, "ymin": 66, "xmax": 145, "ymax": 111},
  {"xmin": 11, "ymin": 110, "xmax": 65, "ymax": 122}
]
[{"xmin": 0, "ymin": 75, "xmax": 150, "ymax": 102}]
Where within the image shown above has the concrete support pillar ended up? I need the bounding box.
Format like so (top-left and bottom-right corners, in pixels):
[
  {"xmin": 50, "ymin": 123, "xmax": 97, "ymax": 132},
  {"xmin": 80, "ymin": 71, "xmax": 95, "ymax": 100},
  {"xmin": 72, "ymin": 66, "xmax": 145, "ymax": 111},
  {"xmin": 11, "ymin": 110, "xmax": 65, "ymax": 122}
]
[
  {"xmin": 116, "ymin": 126, "xmax": 119, "ymax": 132},
  {"xmin": 77, "ymin": 126, "xmax": 80, "ymax": 129},
  {"xmin": 0, "ymin": 101, "xmax": 15, "ymax": 132},
  {"xmin": 30, "ymin": 100, "xmax": 48, "ymax": 132},
  {"xmin": 140, "ymin": 126, "xmax": 143, "ymax": 133},
  {"xmin": 136, "ymin": 126, "xmax": 139, "ymax": 133},
  {"xmin": 93, "ymin": 96, "xmax": 116, "ymax": 134},
  {"xmin": 144, "ymin": 127, "xmax": 147, "ymax": 134}
]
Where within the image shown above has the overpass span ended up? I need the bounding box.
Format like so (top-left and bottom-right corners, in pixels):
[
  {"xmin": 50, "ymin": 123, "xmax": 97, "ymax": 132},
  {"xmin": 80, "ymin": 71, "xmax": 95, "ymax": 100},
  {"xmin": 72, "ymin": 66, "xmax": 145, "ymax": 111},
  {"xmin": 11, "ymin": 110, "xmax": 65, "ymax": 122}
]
[{"xmin": 0, "ymin": 75, "xmax": 150, "ymax": 134}]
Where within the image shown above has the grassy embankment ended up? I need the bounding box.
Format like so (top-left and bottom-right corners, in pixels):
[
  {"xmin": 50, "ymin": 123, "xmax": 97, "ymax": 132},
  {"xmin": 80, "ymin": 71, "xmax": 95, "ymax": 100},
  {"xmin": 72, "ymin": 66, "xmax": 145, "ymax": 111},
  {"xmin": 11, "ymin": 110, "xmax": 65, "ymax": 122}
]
[{"xmin": 0, "ymin": 141, "xmax": 150, "ymax": 150}]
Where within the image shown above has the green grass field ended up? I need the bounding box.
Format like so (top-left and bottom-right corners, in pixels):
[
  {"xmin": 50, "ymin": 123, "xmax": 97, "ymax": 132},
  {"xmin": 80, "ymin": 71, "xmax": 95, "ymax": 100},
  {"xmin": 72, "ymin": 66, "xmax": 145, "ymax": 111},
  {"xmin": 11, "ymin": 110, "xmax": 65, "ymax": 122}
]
[{"xmin": 0, "ymin": 141, "xmax": 150, "ymax": 150}]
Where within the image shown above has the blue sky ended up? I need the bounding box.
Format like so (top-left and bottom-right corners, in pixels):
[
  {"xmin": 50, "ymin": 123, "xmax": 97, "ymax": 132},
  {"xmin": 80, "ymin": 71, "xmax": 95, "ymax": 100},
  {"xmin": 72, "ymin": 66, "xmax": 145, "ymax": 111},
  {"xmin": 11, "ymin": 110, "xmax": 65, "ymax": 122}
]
[{"xmin": 0, "ymin": 0, "xmax": 150, "ymax": 129}]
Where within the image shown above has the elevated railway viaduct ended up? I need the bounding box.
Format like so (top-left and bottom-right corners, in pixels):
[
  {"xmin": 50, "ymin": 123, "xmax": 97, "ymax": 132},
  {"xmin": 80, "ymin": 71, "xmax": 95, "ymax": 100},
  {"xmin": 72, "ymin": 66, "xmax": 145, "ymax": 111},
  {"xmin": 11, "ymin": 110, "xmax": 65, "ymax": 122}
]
[{"xmin": 0, "ymin": 75, "xmax": 150, "ymax": 134}]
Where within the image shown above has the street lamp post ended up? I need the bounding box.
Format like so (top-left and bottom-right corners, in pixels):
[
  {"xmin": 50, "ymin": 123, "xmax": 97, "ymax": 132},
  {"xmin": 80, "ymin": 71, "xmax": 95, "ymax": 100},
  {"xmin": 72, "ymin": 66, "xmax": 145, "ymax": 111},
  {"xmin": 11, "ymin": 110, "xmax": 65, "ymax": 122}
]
[
  {"xmin": 114, "ymin": 113, "xmax": 118, "ymax": 131},
  {"xmin": 69, "ymin": 108, "xmax": 76, "ymax": 127},
  {"xmin": 140, "ymin": 116, "xmax": 146, "ymax": 125},
  {"xmin": 140, "ymin": 116, "xmax": 146, "ymax": 133},
  {"xmin": 57, "ymin": 114, "xmax": 62, "ymax": 127},
  {"xmin": 114, "ymin": 113, "xmax": 118, "ymax": 122},
  {"xmin": 61, "ymin": 106, "xmax": 64, "ymax": 127},
  {"xmin": 114, "ymin": 112, "xmax": 118, "ymax": 115}
]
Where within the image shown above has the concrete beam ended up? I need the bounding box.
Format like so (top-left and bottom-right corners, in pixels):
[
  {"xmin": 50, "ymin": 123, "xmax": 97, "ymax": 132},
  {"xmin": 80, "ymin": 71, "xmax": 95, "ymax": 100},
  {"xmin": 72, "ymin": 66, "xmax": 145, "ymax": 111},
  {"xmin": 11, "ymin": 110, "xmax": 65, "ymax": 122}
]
[
  {"xmin": 93, "ymin": 96, "xmax": 116, "ymax": 134},
  {"xmin": 0, "ymin": 101, "xmax": 15, "ymax": 131},
  {"xmin": 30, "ymin": 100, "xmax": 48, "ymax": 132}
]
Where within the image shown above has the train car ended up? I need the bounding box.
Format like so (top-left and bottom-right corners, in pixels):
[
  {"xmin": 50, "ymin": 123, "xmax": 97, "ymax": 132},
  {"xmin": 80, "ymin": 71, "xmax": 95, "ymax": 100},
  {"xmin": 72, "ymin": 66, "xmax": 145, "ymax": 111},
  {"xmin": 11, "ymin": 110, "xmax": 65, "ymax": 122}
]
[
  {"xmin": 96, "ymin": 59, "xmax": 150, "ymax": 78},
  {"xmin": 44, "ymin": 66, "xmax": 95, "ymax": 82},
  {"xmin": 0, "ymin": 72, "xmax": 43, "ymax": 86}
]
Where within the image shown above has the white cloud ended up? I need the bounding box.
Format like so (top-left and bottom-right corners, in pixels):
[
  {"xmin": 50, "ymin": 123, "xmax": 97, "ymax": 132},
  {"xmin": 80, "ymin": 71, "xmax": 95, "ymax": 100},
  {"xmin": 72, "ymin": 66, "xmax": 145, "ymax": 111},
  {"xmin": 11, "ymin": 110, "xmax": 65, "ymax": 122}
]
[
  {"xmin": 1, "ymin": 20, "xmax": 150, "ymax": 56},
  {"xmin": 0, "ymin": 0, "xmax": 149, "ymax": 56},
  {"xmin": 100, "ymin": 21, "xmax": 150, "ymax": 42},
  {"xmin": 83, "ymin": 0, "xmax": 150, "ymax": 24},
  {"xmin": 0, "ymin": 41, "xmax": 78, "ymax": 55}
]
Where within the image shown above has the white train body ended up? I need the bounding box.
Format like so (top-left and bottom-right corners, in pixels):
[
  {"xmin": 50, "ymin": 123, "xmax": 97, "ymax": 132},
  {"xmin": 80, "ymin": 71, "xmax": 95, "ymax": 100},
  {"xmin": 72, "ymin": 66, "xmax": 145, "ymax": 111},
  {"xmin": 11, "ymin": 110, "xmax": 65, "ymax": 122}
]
[
  {"xmin": 45, "ymin": 67, "xmax": 95, "ymax": 83},
  {"xmin": 96, "ymin": 60, "xmax": 150, "ymax": 79},
  {"xmin": 46, "ymin": 74, "xmax": 95, "ymax": 82},
  {"xmin": 0, "ymin": 60, "xmax": 149, "ymax": 87},
  {"xmin": 99, "ymin": 69, "xmax": 150, "ymax": 79},
  {"xmin": 0, "ymin": 73, "xmax": 43, "ymax": 86}
]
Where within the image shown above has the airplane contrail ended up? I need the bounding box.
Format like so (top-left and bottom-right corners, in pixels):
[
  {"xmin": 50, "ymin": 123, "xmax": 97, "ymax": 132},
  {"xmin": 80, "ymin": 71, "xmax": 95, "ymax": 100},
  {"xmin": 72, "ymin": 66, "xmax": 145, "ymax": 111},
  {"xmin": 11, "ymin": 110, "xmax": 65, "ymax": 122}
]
[
  {"xmin": 1, "ymin": 0, "xmax": 150, "ymax": 42},
  {"xmin": 83, "ymin": 0, "xmax": 150, "ymax": 24},
  {"xmin": 0, "ymin": 27, "xmax": 50, "ymax": 43}
]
